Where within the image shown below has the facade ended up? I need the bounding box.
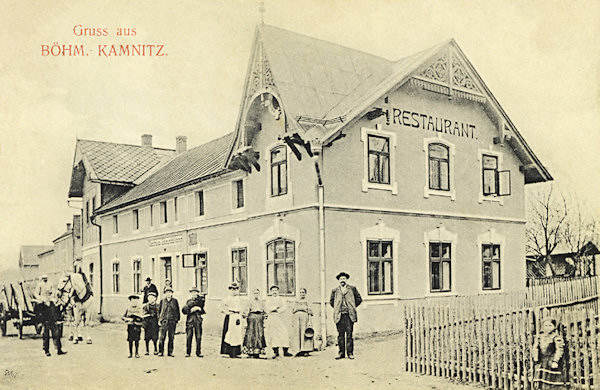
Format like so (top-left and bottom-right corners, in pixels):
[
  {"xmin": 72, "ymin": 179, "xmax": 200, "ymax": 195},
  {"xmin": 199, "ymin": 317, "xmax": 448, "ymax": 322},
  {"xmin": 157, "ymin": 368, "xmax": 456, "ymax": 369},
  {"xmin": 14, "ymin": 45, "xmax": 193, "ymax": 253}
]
[
  {"xmin": 52, "ymin": 216, "xmax": 83, "ymax": 279},
  {"xmin": 69, "ymin": 25, "xmax": 551, "ymax": 337},
  {"xmin": 18, "ymin": 245, "xmax": 53, "ymax": 282}
]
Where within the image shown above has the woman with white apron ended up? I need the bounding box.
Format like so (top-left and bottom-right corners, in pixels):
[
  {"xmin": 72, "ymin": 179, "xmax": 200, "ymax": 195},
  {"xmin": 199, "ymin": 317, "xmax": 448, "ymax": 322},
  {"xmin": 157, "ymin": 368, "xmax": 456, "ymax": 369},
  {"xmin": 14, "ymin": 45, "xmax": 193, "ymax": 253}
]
[
  {"xmin": 265, "ymin": 285, "xmax": 292, "ymax": 357},
  {"xmin": 220, "ymin": 283, "xmax": 243, "ymax": 358}
]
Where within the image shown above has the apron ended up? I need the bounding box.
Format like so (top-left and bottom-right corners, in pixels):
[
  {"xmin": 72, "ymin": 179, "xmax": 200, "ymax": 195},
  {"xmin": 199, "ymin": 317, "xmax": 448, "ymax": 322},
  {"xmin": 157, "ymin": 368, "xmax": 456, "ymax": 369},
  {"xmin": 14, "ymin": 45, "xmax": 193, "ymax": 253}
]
[{"xmin": 225, "ymin": 313, "xmax": 243, "ymax": 346}]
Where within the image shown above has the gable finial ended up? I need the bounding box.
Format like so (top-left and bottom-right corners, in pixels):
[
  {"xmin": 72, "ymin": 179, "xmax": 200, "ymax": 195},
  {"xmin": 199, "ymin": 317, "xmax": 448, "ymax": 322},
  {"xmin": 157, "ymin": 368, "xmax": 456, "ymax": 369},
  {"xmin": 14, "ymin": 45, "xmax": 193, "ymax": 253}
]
[{"xmin": 259, "ymin": 1, "xmax": 265, "ymax": 25}]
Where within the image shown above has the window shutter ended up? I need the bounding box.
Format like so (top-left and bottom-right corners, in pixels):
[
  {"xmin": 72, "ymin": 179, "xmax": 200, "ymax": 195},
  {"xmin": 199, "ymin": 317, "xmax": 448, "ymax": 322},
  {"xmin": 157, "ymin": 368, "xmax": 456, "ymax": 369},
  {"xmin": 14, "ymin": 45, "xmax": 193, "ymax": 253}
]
[{"xmin": 497, "ymin": 170, "xmax": 511, "ymax": 196}]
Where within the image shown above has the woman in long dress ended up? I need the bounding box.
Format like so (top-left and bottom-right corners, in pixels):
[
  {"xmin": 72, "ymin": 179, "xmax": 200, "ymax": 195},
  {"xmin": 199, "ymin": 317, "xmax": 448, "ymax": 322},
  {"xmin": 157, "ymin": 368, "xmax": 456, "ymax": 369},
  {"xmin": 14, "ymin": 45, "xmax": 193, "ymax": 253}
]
[
  {"xmin": 220, "ymin": 283, "xmax": 243, "ymax": 358},
  {"xmin": 243, "ymin": 288, "xmax": 267, "ymax": 358},
  {"xmin": 265, "ymin": 285, "xmax": 292, "ymax": 357},
  {"xmin": 291, "ymin": 287, "xmax": 314, "ymax": 356}
]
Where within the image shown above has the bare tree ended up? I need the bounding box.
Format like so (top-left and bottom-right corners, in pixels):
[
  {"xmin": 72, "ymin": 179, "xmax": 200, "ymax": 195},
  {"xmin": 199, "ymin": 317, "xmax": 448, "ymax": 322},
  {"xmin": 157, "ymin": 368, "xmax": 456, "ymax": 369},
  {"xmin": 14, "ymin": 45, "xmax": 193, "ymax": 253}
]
[
  {"xmin": 562, "ymin": 194, "xmax": 598, "ymax": 276},
  {"xmin": 526, "ymin": 185, "xmax": 567, "ymax": 276}
]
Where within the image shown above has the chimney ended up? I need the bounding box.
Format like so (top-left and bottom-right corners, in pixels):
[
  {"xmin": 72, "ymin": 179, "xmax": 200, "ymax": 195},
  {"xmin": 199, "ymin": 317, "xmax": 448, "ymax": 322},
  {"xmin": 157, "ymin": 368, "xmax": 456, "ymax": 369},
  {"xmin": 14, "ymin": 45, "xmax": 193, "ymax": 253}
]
[
  {"xmin": 141, "ymin": 134, "xmax": 153, "ymax": 147},
  {"xmin": 66, "ymin": 223, "xmax": 72, "ymax": 232},
  {"xmin": 176, "ymin": 135, "xmax": 187, "ymax": 154}
]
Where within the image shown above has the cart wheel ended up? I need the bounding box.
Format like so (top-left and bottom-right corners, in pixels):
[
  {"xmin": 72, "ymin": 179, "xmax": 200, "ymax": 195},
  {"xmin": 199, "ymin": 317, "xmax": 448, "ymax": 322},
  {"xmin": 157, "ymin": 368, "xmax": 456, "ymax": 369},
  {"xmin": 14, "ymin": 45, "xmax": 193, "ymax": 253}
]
[
  {"xmin": 35, "ymin": 322, "xmax": 43, "ymax": 334},
  {"xmin": 0, "ymin": 303, "xmax": 6, "ymax": 336},
  {"xmin": 18, "ymin": 307, "xmax": 23, "ymax": 339}
]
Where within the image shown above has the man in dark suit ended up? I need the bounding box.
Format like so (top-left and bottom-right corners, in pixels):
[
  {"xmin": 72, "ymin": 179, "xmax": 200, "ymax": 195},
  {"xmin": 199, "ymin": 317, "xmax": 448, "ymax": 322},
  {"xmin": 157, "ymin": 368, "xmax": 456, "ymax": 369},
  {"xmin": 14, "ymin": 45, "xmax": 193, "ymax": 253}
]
[
  {"xmin": 157, "ymin": 287, "xmax": 179, "ymax": 357},
  {"xmin": 142, "ymin": 277, "xmax": 158, "ymax": 304},
  {"xmin": 329, "ymin": 271, "xmax": 362, "ymax": 360},
  {"xmin": 181, "ymin": 286, "xmax": 205, "ymax": 357}
]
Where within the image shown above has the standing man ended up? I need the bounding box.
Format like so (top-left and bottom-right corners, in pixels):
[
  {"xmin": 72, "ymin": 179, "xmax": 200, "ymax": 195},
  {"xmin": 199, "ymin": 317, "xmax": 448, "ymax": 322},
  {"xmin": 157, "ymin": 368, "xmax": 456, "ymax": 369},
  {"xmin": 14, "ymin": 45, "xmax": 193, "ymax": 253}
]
[
  {"xmin": 35, "ymin": 275, "xmax": 67, "ymax": 357},
  {"xmin": 157, "ymin": 286, "xmax": 179, "ymax": 357},
  {"xmin": 329, "ymin": 272, "xmax": 362, "ymax": 360},
  {"xmin": 142, "ymin": 277, "xmax": 158, "ymax": 304},
  {"xmin": 181, "ymin": 286, "xmax": 205, "ymax": 357}
]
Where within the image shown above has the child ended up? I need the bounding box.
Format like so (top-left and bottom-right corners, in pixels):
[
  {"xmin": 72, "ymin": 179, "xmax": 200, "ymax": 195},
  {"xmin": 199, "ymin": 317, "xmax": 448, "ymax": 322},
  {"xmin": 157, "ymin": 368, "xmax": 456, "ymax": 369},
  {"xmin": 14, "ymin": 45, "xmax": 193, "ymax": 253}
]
[
  {"xmin": 533, "ymin": 317, "xmax": 567, "ymax": 389},
  {"xmin": 142, "ymin": 291, "xmax": 159, "ymax": 355},
  {"xmin": 122, "ymin": 294, "xmax": 143, "ymax": 358}
]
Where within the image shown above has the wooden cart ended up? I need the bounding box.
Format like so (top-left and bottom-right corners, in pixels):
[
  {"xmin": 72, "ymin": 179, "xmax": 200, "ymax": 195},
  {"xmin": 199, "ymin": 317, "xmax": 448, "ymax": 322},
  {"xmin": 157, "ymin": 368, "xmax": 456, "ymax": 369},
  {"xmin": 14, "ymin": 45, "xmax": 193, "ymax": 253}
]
[{"xmin": 0, "ymin": 282, "xmax": 43, "ymax": 339}]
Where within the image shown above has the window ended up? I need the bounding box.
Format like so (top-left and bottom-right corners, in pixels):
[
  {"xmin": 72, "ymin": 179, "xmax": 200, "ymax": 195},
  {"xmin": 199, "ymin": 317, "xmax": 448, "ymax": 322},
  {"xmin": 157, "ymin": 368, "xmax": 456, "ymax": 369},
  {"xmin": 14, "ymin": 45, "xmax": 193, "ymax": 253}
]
[
  {"xmin": 112, "ymin": 262, "xmax": 120, "ymax": 293},
  {"xmin": 86, "ymin": 200, "xmax": 90, "ymax": 223},
  {"xmin": 174, "ymin": 197, "xmax": 178, "ymax": 222},
  {"xmin": 89, "ymin": 262, "xmax": 94, "ymax": 287},
  {"xmin": 270, "ymin": 146, "xmax": 287, "ymax": 196},
  {"xmin": 233, "ymin": 180, "xmax": 244, "ymax": 208},
  {"xmin": 160, "ymin": 201, "xmax": 168, "ymax": 224},
  {"xmin": 231, "ymin": 248, "xmax": 247, "ymax": 294},
  {"xmin": 132, "ymin": 209, "xmax": 139, "ymax": 230},
  {"xmin": 112, "ymin": 215, "xmax": 119, "ymax": 234},
  {"xmin": 367, "ymin": 240, "xmax": 393, "ymax": 295},
  {"xmin": 163, "ymin": 258, "xmax": 172, "ymax": 282},
  {"xmin": 482, "ymin": 244, "xmax": 501, "ymax": 290},
  {"xmin": 92, "ymin": 196, "xmax": 96, "ymax": 213},
  {"xmin": 196, "ymin": 190, "xmax": 204, "ymax": 216},
  {"xmin": 132, "ymin": 259, "xmax": 142, "ymax": 293},
  {"xmin": 428, "ymin": 143, "xmax": 449, "ymax": 191},
  {"xmin": 194, "ymin": 253, "xmax": 208, "ymax": 294},
  {"xmin": 430, "ymin": 242, "xmax": 451, "ymax": 292},
  {"xmin": 150, "ymin": 204, "xmax": 154, "ymax": 227},
  {"xmin": 367, "ymin": 135, "xmax": 390, "ymax": 184},
  {"xmin": 266, "ymin": 239, "xmax": 295, "ymax": 295},
  {"xmin": 482, "ymin": 154, "xmax": 498, "ymax": 196}
]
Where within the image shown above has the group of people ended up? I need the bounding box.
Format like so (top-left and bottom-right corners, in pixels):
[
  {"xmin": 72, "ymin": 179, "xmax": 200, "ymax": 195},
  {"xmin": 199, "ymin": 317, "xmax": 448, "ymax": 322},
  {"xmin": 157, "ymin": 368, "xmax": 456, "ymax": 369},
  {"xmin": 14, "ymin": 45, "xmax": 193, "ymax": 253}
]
[{"xmin": 123, "ymin": 271, "xmax": 363, "ymax": 360}]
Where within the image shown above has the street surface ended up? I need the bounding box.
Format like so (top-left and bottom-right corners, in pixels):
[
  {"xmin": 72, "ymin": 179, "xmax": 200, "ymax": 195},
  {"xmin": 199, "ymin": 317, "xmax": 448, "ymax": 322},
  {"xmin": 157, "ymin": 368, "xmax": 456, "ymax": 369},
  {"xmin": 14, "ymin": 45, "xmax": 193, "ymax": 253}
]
[{"xmin": 0, "ymin": 323, "xmax": 474, "ymax": 390}]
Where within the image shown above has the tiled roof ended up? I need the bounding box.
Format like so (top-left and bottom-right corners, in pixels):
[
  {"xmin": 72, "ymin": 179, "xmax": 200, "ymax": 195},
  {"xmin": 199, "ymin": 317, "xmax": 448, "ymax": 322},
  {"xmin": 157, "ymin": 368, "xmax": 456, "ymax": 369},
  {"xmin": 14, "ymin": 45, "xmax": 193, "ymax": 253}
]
[
  {"xmin": 261, "ymin": 25, "xmax": 394, "ymax": 120},
  {"xmin": 20, "ymin": 245, "xmax": 53, "ymax": 266},
  {"xmin": 98, "ymin": 133, "xmax": 234, "ymax": 213},
  {"xmin": 78, "ymin": 139, "xmax": 175, "ymax": 184}
]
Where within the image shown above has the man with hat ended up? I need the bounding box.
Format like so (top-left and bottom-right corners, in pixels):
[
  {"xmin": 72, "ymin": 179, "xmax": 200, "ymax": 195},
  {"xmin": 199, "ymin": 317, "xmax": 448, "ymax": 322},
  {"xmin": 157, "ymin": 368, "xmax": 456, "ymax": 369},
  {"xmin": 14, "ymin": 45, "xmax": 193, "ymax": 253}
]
[
  {"xmin": 142, "ymin": 277, "xmax": 158, "ymax": 304},
  {"xmin": 35, "ymin": 274, "xmax": 67, "ymax": 357},
  {"xmin": 157, "ymin": 286, "xmax": 179, "ymax": 357},
  {"xmin": 329, "ymin": 272, "xmax": 362, "ymax": 359},
  {"xmin": 181, "ymin": 286, "xmax": 205, "ymax": 357}
]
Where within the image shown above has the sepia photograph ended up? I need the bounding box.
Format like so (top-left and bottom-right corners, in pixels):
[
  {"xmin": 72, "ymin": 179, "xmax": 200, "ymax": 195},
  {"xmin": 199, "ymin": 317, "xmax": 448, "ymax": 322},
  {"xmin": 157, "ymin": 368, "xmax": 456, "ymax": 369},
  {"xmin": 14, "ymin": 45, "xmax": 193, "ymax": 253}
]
[{"xmin": 0, "ymin": 1, "xmax": 598, "ymax": 389}]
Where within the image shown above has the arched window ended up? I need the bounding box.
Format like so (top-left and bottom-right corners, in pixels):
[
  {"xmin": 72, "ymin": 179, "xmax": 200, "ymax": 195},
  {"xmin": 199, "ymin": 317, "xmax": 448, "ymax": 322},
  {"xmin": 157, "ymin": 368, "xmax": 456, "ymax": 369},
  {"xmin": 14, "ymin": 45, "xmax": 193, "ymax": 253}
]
[
  {"xmin": 266, "ymin": 238, "xmax": 295, "ymax": 295},
  {"xmin": 270, "ymin": 146, "xmax": 287, "ymax": 196},
  {"xmin": 428, "ymin": 143, "xmax": 449, "ymax": 191}
]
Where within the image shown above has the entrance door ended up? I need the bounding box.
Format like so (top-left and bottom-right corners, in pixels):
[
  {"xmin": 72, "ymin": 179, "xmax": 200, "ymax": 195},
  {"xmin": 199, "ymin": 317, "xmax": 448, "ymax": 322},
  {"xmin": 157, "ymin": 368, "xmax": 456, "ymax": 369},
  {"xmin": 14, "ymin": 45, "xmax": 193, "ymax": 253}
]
[{"xmin": 161, "ymin": 257, "xmax": 172, "ymax": 290}]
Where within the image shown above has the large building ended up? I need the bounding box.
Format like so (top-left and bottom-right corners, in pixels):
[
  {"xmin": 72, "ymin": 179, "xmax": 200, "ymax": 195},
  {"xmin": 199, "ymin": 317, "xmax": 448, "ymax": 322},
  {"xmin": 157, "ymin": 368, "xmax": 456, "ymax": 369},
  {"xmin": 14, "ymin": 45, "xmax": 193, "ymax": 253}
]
[{"xmin": 68, "ymin": 25, "xmax": 551, "ymax": 338}]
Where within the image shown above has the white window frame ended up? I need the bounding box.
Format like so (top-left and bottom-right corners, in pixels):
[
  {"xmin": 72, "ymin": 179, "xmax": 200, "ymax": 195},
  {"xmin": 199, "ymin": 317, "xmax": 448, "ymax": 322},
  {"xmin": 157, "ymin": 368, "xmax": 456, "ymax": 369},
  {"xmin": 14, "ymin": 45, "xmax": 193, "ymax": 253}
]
[
  {"xmin": 360, "ymin": 222, "xmax": 400, "ymax": 300},
  {"xmin": 229, "ymin": 245, "xmax": 249, "ymax": 295},
  {"xmin": 112, "ymin": 259, "xmax": 120, "ymax": 294},
  {"xmin": 423, "ymin": 226, "xmax": 457, "ymax": 296},
  {"xmin": 478, "ymin": 148, "xmax": 504, "ymax": 205},
  {"xmin": 264, "ymin": 142, "xmax": 293, "ymax": 209},
  {"xmin": 260, "ymin": 219, "xmax": 300, "ymax": 297},
  {"xmin": 159, "ymin": 201, "xmax": 168, "ymax": 225},
  {"xmin": 361, "ymin": 125, "xmax": 398, "ymax": 195},
  {"xmin": 423, "ymin": 137, "xmax": 456, "ymax": 200},
  {"xmin": 477, "ymin": 229, "xmax": 506, "ymax": 292},
  {"xmin": 173, "ymin": 197, "xmax": 179, "ymax": 224},
  {"xmin": 112, "ymin": 214, "xmax": 119, "ymax": 236},
  {"xmin": 132, "ymin": 257, "xmax": 142, "ymax": 294},
  {"xmin": 132, "ymin": 209, "xmax": 140, "ymax": 232},
  {"xmin": 195, "ymin": 190, "xmax": 206, "ymax": 219}
]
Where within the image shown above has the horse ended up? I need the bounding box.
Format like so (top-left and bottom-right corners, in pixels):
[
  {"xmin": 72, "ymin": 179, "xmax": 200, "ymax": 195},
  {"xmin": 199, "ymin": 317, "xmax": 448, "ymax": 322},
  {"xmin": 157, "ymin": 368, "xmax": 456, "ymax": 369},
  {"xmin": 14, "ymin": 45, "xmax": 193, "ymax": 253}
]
[{"xmin": 56, "ymin": 272, "xmax": 94, "ymax": 344}]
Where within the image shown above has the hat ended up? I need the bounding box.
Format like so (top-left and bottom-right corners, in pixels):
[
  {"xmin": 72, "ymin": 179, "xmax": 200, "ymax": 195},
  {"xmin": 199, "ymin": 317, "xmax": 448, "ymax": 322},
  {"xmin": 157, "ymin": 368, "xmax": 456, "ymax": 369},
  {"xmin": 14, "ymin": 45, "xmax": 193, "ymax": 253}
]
[
  {"xmin": 164, "ymin": 287, "xmax": 173, "ymax": 293},
  {"xmin": 128, "ymin": 294, "xmax": 140, "ymax": 300},
  {"xmin": 189, "ymin": 286, "xmax": 199, "ymax": 293},
  {"xmin": 145, "ymin": 277, "xmax": 152, "ymax": 282},
  {"xmin": 147, "ymin": 292, "xmax": 157, "ymax": 298},
  {"xmin": 228, "ymin": 282, "xmax": 239, "ymax": 290},
  {"xmin": 269, "ymin": 285, "xmax": 280, "ymax": 291},
  {"xmin": 336, "ymin": 272, "xmax": 350, "ymax": 280},
  {"xmin": 41, "ymin": 274, "xmax": 48, "ymax": 279}
]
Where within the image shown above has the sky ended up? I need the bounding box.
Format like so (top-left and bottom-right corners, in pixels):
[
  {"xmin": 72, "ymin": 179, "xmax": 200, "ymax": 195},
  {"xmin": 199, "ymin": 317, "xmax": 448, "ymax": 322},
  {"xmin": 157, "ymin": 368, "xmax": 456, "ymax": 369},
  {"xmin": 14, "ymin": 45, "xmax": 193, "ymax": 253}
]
[{"xmin": 0, "ymin": 0, "xmax": 598, "ymax": 271}]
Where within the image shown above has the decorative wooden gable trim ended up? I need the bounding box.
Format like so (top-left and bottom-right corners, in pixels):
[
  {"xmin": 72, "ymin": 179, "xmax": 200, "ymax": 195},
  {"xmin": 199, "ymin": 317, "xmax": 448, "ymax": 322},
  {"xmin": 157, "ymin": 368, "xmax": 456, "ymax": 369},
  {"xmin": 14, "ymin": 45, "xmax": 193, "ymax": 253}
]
[
  {"xmin": 246, "ymin": 38, "xmax": 277, "ymax": 104},
  {"xmin": 411, "ymin": 47, "xmax": 486, "ymax": 103}
]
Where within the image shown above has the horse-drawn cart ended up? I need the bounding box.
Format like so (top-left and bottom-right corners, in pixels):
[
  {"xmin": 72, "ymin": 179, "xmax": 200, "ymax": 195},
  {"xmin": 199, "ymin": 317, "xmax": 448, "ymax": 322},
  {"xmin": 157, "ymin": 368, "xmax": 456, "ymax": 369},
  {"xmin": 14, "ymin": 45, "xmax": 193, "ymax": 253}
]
[{"xmin": 0, "ymin": 282, "xmax": 43, "ymax": 338}]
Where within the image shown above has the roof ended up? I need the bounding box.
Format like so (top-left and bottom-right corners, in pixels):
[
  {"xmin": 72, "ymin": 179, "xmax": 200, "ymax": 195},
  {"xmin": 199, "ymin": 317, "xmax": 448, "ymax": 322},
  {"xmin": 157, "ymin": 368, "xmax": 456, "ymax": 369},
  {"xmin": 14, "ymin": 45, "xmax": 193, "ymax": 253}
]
[
  {"xmin": 234, "ymin": 24, "xmax": 551, "ymax": 184},
  {"xmin": 19, "ymin": 245, "xmax": 53, "ymax": 266},
  {"xmin": 69, "ymin": 139, "xmax": 175, "ymax": 197},
  {"xmin": 97, "ymin": 133, "xmax": 234, "ymax": 213}
]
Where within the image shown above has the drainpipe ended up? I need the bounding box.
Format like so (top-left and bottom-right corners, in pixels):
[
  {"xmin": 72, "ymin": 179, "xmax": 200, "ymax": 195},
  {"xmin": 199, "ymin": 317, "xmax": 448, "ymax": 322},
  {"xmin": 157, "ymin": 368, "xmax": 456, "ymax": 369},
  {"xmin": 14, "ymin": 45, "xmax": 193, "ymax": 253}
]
[
  {"xmin": 90, "ymin": 215, "xmax": 103, "ymax": 318},
  {"xmin": 314, "ymin": 144, "xmax": 327, "ymax": 350}
]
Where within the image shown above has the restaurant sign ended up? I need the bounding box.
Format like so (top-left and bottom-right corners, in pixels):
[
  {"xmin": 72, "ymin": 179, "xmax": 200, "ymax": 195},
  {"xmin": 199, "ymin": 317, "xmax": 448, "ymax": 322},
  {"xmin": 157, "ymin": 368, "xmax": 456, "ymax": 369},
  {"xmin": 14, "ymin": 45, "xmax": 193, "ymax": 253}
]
[{"xmin": 149, "ymin": 234, "xmax": 183, "ymax": 248}]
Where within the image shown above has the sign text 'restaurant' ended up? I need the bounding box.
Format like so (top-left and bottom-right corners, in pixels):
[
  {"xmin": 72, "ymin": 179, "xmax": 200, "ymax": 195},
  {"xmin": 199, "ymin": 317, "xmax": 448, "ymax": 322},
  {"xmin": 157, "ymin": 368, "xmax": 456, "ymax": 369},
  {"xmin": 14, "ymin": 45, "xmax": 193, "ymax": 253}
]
[{"xmin": 387, "ymin": 108, "xmax": 476, "ymax": 139}]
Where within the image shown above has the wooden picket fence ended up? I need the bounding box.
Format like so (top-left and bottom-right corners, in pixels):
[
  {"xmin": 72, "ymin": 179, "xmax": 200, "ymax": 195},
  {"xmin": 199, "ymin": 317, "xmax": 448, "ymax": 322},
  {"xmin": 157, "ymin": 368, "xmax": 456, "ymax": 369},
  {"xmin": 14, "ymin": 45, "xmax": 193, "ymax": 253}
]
[{"xmin": 404, "ymin": 276, "xmax": 599, "ymax": 390}]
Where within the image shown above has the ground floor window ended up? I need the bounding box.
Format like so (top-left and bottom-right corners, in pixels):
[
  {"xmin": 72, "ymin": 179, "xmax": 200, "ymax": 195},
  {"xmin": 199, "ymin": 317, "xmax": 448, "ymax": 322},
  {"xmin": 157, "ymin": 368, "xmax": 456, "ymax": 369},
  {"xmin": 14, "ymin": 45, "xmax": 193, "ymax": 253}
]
[
  {"xmin": 231, "ymin": 248, "xmax": 247, "ymax": 294},
  {"xmin": 367, "ymin": 240, "xmax": 393, "ymax": 294},
  {"xmin": 132, "ymin": 258, "xmax": 142, "ymax": 293},
  {"xmin": 89, "ymin": 262, "xmax": 94, "ymax": 287},
  {"xmin": 112, "ymin": 262, "xmax": 120, "ymax": 293},
  {"xmin": 266, "ymin": 239, "xmax": 295, "ymax": 295},
  {"xmin": 482, "ymin": 244, "xmax": 501, "ymax": 290},
  {"xmin": 194, "ymin": 253, "xmax": 208, "ymax": 294},
  {"xmin": 430, "ymin": 242, "xmax": 451, "ymax": 292},
  {"xmin": 163, "ymin": 257, "xmax": 172, "ymax": 287}
]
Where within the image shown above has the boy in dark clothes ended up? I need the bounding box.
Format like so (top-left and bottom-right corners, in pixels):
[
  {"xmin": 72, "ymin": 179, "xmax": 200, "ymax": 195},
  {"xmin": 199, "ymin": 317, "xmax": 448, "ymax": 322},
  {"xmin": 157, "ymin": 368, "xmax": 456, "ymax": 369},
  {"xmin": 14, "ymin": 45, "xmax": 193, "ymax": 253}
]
[
  {"xmin": 122, "ymin": 295, "xmax": 143, "ymax": 358},
  {"xmin": 142, "ymin": 291, "xmax": 159, "ymax": 355}
]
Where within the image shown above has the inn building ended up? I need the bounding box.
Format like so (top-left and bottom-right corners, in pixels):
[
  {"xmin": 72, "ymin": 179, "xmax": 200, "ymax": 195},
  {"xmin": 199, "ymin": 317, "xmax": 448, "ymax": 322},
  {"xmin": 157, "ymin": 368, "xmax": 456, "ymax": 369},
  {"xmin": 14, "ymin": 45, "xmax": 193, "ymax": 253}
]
[{"xmin": 67, "ymin": 25, "xmax": 551, "ymax": 338}]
